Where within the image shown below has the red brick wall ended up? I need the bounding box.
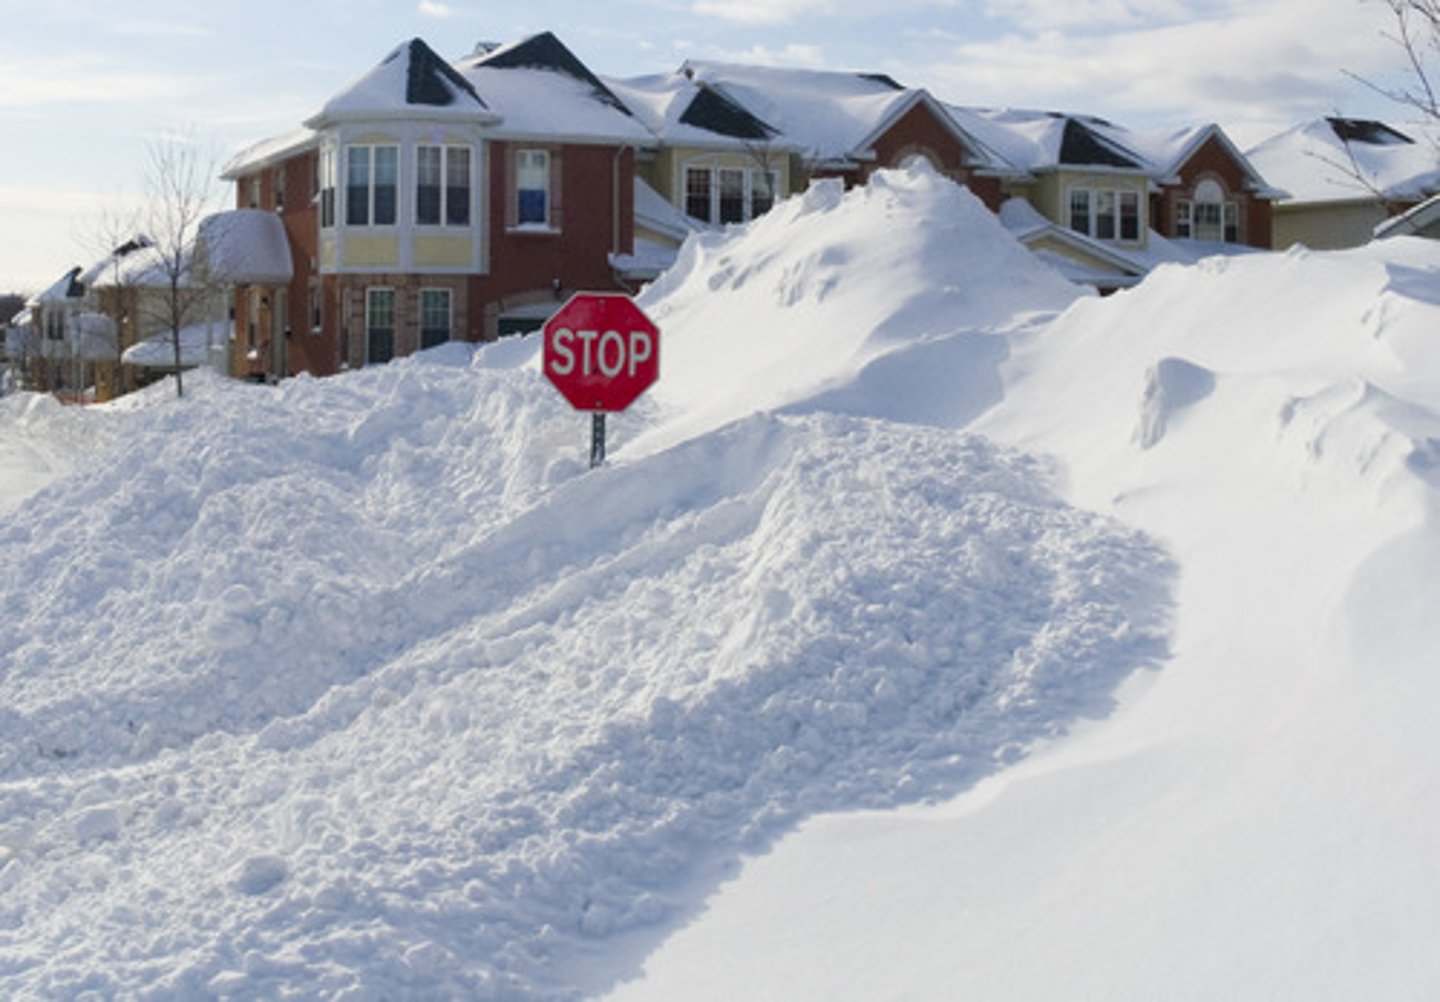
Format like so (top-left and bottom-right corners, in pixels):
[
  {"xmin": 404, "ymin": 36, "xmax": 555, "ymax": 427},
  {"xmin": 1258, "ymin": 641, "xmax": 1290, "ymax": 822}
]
[
  {"xmin": 1155, "ymin": 134, "xmax": 1273, "ymax": 248},
  {"xmin": 860, "ymin": 101, "xmax": 1005, "ymax": 211}
]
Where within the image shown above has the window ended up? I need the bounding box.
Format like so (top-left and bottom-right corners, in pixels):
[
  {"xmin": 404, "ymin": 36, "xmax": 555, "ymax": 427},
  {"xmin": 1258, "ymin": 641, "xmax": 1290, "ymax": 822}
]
[
  {"xmin": 366, "ymin": 288, "xmax": 395, "ymax": 365},
  {"xmin": 517, "ymin": 149, "xmax": 549, "ymax": 226},
  {"xmin": 1068, "ymin": 186, "xmax": 1142, "ymax": 242},
  {"xmin": 320, "ymin": 148, "xmax": 336, "ymax": 228},
  {"xmin": 685, "ymin": 167, "xmax": 711, "ymax": 220},
  {"xmin": 718, "ymin": 168, "xmax": 746, "ymax": 224},
  {"xmin": 274, "ymin": 166, "xmax": 286, "ymax": 210},
  {"xmin": 346, "ymin": 145, "xmax": 398, "ymax": 227},
  {"xmin": 420, "ymin": 289, "xmax": 452, "ymax": 349},
  {"xmin": 684, "ymin": 165, "xmax": 779, "ymax": 224},
  {"xmin": 417, "ymin": 145, "xmax": 471, "ymax": 226},
  {"xmin": 1178, "ymin": 179, "xmax": 1239, "ymax": 243}
]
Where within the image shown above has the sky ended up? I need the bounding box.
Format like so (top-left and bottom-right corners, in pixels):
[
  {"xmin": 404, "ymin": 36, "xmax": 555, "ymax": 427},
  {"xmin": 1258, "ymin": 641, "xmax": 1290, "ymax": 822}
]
[{"xmin": 0, "ymin": 0, "xmax": 1422, "ymax": 295}]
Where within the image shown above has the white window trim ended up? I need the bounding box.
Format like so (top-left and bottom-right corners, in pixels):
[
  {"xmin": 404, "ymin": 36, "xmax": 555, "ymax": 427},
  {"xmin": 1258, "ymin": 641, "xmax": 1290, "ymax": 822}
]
[
  {"xmin": 419, "ymin": 287, "xmax": 453, "ymax": 349},
  {"xmin": 365, "ymin": 286, "xmax": 396, "ymax": 367},
  {"xmin": 681, "ymin": 161, "xmax": 780, "ymax": 225},
  {"xmin": 514, "ymin": 148, "xmax": 552, "ymax": 231},
  {"xmin": 416, "ymin": 144, "xmax": 473, "ymax": 228},
  {"xmin": 1066, "ymin": 184, "xmax": 1143, "ymax": 244},
  {"xmin": 345, "ymin": 144, "xmax": 399, "ymax": 229}
]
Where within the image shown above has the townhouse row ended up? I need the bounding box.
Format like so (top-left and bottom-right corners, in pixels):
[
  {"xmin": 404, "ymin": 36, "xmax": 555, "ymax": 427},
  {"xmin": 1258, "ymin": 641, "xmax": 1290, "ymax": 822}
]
[{"xmin": 11, "ymin": 30, "xmax": 1440, "ymax": 395}]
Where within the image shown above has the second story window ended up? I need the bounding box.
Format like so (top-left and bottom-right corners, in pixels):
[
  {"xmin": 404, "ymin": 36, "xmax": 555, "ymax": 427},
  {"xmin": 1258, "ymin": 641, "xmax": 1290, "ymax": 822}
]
[
  {"xmin": 1068, "ymin": 186, "xmax": 1141, "ymax": 242},
  {"xmin": 346, "ymin": 145, "xmax": 398, "ymax": 227},
  {"xmin": 320, "ymin": 148, "xmax": 336, "ymax": 228},
  {"xmin": 517, "ymin": 149, "xmax": 550, "ymax": 226},
  {"xmin": 417, "ymin": 145, "xmax": 471, "ymax": 226}
]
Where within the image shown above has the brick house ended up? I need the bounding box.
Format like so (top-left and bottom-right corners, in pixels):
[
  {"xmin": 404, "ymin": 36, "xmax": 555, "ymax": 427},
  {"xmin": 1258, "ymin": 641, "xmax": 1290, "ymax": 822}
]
[{"xmin": 222, "ymin": 33, "xmax": 651, "ymax": 380}]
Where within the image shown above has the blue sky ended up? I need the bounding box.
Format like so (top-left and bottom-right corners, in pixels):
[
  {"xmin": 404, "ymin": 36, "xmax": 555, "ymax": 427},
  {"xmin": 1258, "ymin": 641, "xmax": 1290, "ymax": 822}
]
[{"xmin": 0, "ymin": 0, "xmax": 1418, "ymax": 293}]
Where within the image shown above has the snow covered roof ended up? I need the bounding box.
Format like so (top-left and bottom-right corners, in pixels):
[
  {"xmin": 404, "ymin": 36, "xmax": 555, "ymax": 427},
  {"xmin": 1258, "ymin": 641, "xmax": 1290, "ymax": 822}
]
[
  {"xmin": 680, "ymin": 60, "xmax": 998, "ymax": 169},
  {"xmin": 222, "ymin": 128, "xmax": 317, "ymax": 180},
  {"xmin": 77, "ymin": 237, "xmax": 155, "ymax": 290},
  {"xmin": 1246, "ymin": 117, "xmax": 1440, "ymax": 204},
  {"xmin": 604, "ymin": 72, "xmax": 788, "ymax": 150},
  {"xmin": 307, "ymin": 37, "xmax": 496, "ymax": 128},
  {"xmin": 29, "ymin": 266, "xmax": 85, "ymax": 307},
  {"xmin": 456, "ymin": 33, "xmax": 653, "ymax": 144},
  {"xmin": 197, "ymin": 210, "xmax": 293, "ymax": 286},
  {"xmin": 121, "ymin": 320, "xmax": 225, "ymax": 368}
]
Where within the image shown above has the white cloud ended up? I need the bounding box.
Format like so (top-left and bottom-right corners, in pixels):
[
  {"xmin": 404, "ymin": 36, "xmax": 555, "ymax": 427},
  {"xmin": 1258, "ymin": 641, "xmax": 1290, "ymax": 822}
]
[
  {"xmin": 919, "ymin": 0, "xmax": 1403, "ymax": 127},
  {"xmin": 418, "ymin": 0, "xmax": 456, "ymax": 16},
  {"xmin": 981, "ymin": 0, "xmax": 1196, "ymax": 31},
  {"xmin": 691, "ymin": 0, "xmax": 829, "ymax": 26}
]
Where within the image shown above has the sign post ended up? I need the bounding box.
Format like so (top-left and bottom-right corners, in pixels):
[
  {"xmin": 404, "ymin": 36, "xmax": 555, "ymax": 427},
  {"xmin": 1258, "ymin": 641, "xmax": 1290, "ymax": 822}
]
[{"xmin": 542, "ymin": 292, "xmax": 661, "ymax": 468}]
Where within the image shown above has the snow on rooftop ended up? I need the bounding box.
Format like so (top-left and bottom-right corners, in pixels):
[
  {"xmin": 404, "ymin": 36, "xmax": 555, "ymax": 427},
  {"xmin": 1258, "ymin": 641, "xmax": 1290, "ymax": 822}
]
[
  {"xmin": 681, "ymin": 60, "xmax": 926, "ymax": 164},
  {"xmin": 1247, "ymin": 117, "xmax": 1440, "ymax": 204},
  {"xmin": 308, "ymin": 37, "xmax": 492, "ymax": 127}
]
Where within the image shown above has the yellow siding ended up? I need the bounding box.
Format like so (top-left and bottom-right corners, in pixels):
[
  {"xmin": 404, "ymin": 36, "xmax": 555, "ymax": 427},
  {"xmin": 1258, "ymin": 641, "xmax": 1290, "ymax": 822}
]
[
  {"xmin": 343, "ymin": 235, "xmax": 401, "ymax": 268},
  {"xmin": 1272, "ymin": 201, "xmax": 1388, "ymax": 250},
  {"xmin": 413, "ymin": 235, "xmax": 474, "ymax": 268}
]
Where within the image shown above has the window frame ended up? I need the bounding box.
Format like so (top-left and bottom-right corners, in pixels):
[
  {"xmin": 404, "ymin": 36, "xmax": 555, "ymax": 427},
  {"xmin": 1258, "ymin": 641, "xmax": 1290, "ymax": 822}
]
[
  {"xmin": 419, "ymin": 288, "xmax": 452, "ymax": 350},
  {"xmin": 683, "ymin": 163, "xmax": 780, "ymax": 225},
  {"xmin": 416, "ymin": 144, "xmax": 472, "ymax": 228},
  {"xmin": 516, "ymin": 148, "xmax": 551, "ymax": 227},
  {"xmin": 345, "ymin": 144, "xmax": 399, "ymax": 228},
  {"xmin": 365, "ymin": 286, "xmax": 396, "ymax": 366},
  {"xmin": 1067, "ymin": 184, "xmax": 1143, "ymax": 243}
]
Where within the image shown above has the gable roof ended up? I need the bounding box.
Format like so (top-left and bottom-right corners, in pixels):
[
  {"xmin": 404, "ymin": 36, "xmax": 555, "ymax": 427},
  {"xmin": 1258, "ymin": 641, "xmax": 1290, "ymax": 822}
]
[
  {"xmin": 679, "ymin": 60, "xmax": 1011, "ymax": 173},
  {"xmin": 308, "ymin": 37, "xmax": 494, "ymax": 127},
  {"xmin": 1246, "ymin": 117, "xmax": 1440, "ymax": 204},
  {"xmin": 604, "ymin": 71, "xmax": 790, "ymax": 149},
  {"xmin": 457, "ymin": 33, "xmax": 653, "ymax": 144},
  {"xmin": 466, "ymin": 32, "xmax": 630, "ymax": 116}
]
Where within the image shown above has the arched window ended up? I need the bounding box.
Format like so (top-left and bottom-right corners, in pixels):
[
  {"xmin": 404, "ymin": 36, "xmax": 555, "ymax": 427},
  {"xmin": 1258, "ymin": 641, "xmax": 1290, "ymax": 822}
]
[{"xmin": 1177, "ymin": 177, "xmax": 1240, "ymax": 243}]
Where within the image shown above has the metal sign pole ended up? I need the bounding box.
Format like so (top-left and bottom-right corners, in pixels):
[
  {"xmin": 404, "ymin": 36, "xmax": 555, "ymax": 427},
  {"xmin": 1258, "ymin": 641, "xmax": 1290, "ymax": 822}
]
[{"xmin": 590, "ymin": 412, "xmax": 606, "ymax": 468}]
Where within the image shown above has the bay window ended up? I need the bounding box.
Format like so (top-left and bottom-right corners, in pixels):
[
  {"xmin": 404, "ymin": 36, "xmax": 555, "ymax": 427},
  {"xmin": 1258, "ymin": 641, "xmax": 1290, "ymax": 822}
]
[
  {"xmin": 346, "ymin": 145, "xmax": 398, "ymax": 227},
  {"xmin": 366, "ymin": 287, "xmax": 395, "ymax": 365},
  {"xmin": 420, "ymin": 288, "xmax": 452, "ymax": 350},
  {"xmin": 417, "ymin": 145, "xmax": 471, "ymax": 226}
]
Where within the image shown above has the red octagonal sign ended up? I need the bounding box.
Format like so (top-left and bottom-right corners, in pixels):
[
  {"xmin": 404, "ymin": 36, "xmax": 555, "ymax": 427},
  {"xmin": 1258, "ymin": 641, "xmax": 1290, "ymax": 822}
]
[{"xmin": 543, "ymin": 292, "xmax": 660, "ymax": 412}]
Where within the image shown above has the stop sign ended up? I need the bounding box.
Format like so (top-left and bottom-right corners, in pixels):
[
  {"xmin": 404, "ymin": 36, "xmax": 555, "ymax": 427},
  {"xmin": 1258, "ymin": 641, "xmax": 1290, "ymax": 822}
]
[{"xmin": 543, "ymin": 292, "xmax": 660, "ymax": 412}]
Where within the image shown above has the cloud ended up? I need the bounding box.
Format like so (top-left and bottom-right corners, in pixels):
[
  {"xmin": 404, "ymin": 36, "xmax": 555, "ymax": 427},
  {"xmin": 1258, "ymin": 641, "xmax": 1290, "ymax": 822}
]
[
  {"xmin": 691, "ymin": 0, "xmax": 829, "ymax": 26},
  {"xmin": 418, "ymin": 0, "xmax": 456, "ymax": 16},
  {"xmin": 0, "ymin": 58, "xmax": 192, "ymax": 109},
  {"xmin": 916, "ymin": 0, "xmax": 1402, "ymax": 127}
]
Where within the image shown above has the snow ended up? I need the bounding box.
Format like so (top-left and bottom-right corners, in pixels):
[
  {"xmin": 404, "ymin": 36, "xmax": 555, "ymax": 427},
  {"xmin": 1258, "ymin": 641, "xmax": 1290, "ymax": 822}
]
[
  {"xmin": 1247, "ymin": 117, "xmax": 1440, "ymax": 203},
  {"xmin": 5, "ymin": 163, "xmax": 1440, "ymax": 999}
]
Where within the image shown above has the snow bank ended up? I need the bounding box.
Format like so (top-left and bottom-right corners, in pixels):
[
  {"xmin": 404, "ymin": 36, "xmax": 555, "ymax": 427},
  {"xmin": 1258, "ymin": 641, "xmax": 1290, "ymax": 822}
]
[
  {"xmin": 610, "ymin": 233, "xmax": 1440, "ymax": 1000},
  {"xmin": 631, "ymin": 165, "xmax": 1086, "ymax": 453},
  {"xmin": 0, "ymin": 172, "xmax": 1167, "ymax": 999}
]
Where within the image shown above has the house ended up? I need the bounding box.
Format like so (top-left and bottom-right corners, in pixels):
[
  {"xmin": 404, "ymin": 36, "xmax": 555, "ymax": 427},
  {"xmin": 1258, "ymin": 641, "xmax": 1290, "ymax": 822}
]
[
  {"xmin": 1246, "ymin": 117, "xmax": 1440, "ymax": 249},
  {"xmin": 956, "ymin": 109, "xmax": 1279, "ymax": 290},
  {"xmin": 1374, "ymin": 190, "xmax": 1440, "ymax": 240},
  {"xmin": 221, "ymin": 32, "xmax": 652, "ymax": 380},
  {"xmin": 670, "ymin": 62, "xmax": 1019, "ymax": 208}
]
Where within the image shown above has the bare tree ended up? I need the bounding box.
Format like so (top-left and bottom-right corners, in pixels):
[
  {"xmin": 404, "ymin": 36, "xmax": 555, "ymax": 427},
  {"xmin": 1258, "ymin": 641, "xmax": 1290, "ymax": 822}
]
[
  {"xmin": 139, "ymin": 134, "xmax": 227, "ymax": 398},
  {"xmin": 81, "ymin": 205, "xmax": 149, "ymax": 400},
  {"xmin": 1353, "ymin": 1, "xmax": 1440, "ymax": 122}
]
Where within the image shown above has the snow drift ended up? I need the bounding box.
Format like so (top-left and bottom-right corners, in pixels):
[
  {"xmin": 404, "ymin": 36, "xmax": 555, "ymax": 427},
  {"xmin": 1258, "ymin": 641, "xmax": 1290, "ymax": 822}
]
[
  {"xmin": 0, "ymin": 168, "xmax": 1165, "ymax": 998},
  {"xmin": 6, "ymin": 163, "xmax": 1440, "ymax": 999}
]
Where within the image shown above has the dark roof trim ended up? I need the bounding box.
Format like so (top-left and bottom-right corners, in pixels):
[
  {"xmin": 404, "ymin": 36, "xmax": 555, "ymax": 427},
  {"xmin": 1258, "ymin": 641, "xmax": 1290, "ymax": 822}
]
[
  {"xmin": 679, "ymin": 86, "xmax": 777, "ymax": 141},
  {"xmin": 1327, "ymin": 117, "xmax": 1414, "ymax": 146},
  {"xmin": 1059, "ymin": 118, "xmax": 1143, "ymax": 169},
  {"xmin": 857, "ymin": 72, "xmax": 905, "ymax": 91},
  {"xmin": 470, "ymin": 31, "xmax": 632, "ymax": 117},
  {"xmin": 392, "ymin": 37, "xmax": 486, "ymax": 108}
]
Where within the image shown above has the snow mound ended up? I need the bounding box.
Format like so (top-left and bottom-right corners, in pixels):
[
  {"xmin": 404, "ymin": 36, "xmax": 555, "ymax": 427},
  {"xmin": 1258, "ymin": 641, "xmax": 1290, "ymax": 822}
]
[
  {"xmin": 0, "ymin": 341, "xmax": 1170, "ymax": 997},
  {"xmin": 632, "ymin": 164, "xmax": 1087, "ymax": 453}
]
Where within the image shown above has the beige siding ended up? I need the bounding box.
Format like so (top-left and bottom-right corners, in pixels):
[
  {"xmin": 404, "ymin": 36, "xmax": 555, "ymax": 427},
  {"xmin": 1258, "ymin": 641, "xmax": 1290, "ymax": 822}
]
[{"xmin": 1271, "ymin": 200, "xmax": 1388, "ymax": 250}]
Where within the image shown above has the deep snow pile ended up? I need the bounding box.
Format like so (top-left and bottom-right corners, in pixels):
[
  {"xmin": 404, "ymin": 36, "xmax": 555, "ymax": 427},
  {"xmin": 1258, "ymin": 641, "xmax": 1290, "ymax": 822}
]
[
  {"xmin": 610, "ymin": 237, "xmax": 1440, "ymax": 998},
  {"xmin": 0, "ymin": 169, "xmax": 1168, "ymax": 998}
]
